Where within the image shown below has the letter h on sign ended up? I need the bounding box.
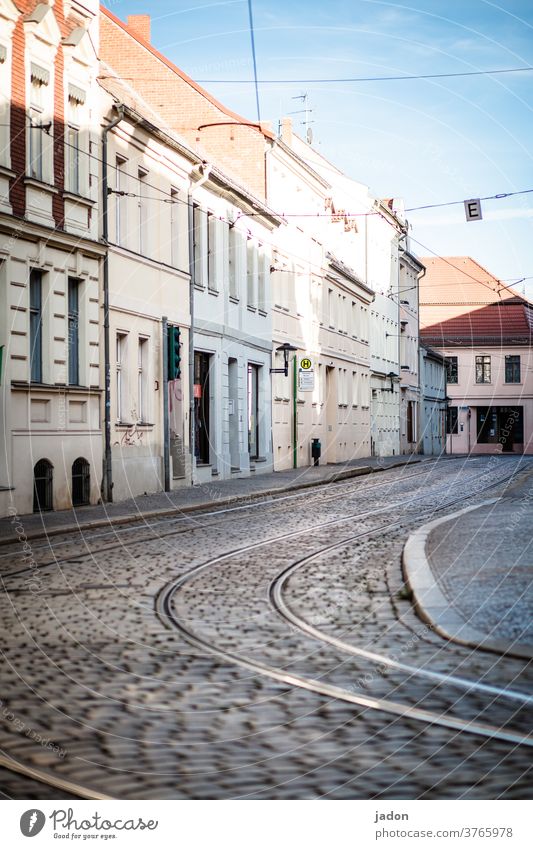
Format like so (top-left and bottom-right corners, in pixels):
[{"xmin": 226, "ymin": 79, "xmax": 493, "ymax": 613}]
[{"xmin": 464, "ymin": 198, "xmax": 482, "ymax": 222}]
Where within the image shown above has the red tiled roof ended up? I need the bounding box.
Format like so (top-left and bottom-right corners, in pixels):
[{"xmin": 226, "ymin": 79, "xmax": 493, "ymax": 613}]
[
  {"xmin": 421, "ymin": 301, "xmax": 533, "ymax": 347},
  {"xmin": 419, "ymin": 256, "xmax": 533, "ymax": 346},
  {"xmin": 419, "ymin": 256, "xmax": 524, "ymax": 304}
]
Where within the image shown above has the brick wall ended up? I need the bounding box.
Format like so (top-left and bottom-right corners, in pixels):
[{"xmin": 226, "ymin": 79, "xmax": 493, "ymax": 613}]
[
  {"xmin": 9, "ymin": 0, "xmax": 72, "ymax": 225},
  {"xmin": 100, "ymin": 9, "xmax": 270, "ymax": 201}
]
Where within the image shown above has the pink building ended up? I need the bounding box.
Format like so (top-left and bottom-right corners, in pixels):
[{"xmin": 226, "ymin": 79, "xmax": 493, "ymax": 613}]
[{"xmin": 420, "ymin": 257, "xmax": 533, "ymax": 455}]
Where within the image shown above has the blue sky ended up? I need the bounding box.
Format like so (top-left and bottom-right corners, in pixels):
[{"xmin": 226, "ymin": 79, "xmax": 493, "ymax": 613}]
[{"xmin": 108, "ymin": 1, "xmax": 533, "ymax": 294}]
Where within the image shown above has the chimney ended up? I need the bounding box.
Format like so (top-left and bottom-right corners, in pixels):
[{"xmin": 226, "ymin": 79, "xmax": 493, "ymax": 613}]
[
  {"xmin": 127, "ymin": 14, "xmax": 151, "ymax": 43},
  {"xmin": 280, "ymin": 117, "xmax": 293, "ymax": 146}
]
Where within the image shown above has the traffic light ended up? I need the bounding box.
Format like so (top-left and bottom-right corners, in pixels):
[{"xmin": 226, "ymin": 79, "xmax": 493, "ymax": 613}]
[{"xmin": 168, "ymin": 325, "xmax": 181, "ymax": 380}]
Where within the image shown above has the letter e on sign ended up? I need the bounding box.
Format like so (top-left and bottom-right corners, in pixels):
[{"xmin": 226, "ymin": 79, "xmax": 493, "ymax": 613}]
[{"xmin": 464, "ymin": 198, "xmax": 482, "ymax": 222}]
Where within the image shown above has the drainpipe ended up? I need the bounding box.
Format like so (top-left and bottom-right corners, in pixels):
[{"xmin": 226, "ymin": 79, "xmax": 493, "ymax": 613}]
[
  {"xmin": 188, "ymin": 162, "xmax": 212, "ymax": 485},
  {"xmin": 162, "ymin": 316, "xmax": 170, "ymax": 491},
  {"xmin": 292, "ymin": 353, "xmax": 297, "ymax": 469},
  {"xmin": 416, "ymin": 263, "xmax": 426, "ymax": 454},
  {"xmin": 101, "ymin": 105, "xmax": 124, "ymax": 503}
]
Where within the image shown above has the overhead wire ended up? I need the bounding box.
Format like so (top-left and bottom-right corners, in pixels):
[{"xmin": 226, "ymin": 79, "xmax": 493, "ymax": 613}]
[
  {"xmin": 246, "ymin": 0, "xmax": 261, "ymax": 123},
  {"xmin": 195, "ymin": 66, "xmax": 533, "ymax": 84},
  {"xmin": 10, "ymin": 124, "xmax": 533, "ymax": 299}
]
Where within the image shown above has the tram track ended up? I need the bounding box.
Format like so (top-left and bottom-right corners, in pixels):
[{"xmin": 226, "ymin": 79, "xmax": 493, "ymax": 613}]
[
  {"xmin": 157, "ymin": 464, "xmax": 533, "ymax": 750},
  {"xmin": 0, "ymin": 458, "xmax": 530, "ymax": 799},
  {"xmin": 0, "ymin": 458, "xmax": 448, "ymax": 569},
  {"xmin": 0, "ymin": 457, "xmax": 500, "ymax": 582}
]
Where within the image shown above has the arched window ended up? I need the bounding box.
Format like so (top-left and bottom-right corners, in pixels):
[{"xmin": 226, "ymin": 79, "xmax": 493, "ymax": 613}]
[
  {"xmin": 33, "ymin": 459, "xmax": 53, "ymax": 512},
  {"xmin": 71, "ymin": 458, "xmax": 90, "ymax": 506}
]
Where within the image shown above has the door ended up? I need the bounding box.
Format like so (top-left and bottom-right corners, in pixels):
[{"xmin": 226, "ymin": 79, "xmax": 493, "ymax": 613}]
[
  {"xmin": 33, "ymin": 459, "xmax": 53, "ymax": 512},
  {"xmin": 325, "ymin": 366, "xmax": 336, "ymax": 463},
  {"xmin": 194, "ymin": 351, "xmax": 211, "ymax": 464},
  {"xmin": 247, "ymin": 363, "xmax": 260, "ymax": 459}
]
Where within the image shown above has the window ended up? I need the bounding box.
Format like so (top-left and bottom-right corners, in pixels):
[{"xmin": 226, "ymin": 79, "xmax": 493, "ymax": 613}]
[
  {"xmin": 116, "ymin": 332, "xmax": 127, "ymax": 422},
  {"xmin": 29, "ymin": 71, "xmax": 47, "ymax": 181},
  {"xmin": 66, "ymin": 125, "xmax": 79, "ymax": 193},
  {"xmin": 328, "ymin": 288, "xmax": 334, "ymax": 327},
  {"xmin": 246, "ymin": 237, "xmax": 257, "ymax": 307},
  {"xmin": 138, "ymin": 336, "xmax": 148, "ymax": 422},
  {"xmin": 446, "ymin": 356, "xmax": 458, "ymax": 384},
  {"xmin": 66, "ymin": 87, "xmax": 85, "ymax": 194},
  {"xmin": 29, "ymin": 269, "xmax": 43, "ymax": 382},
  {"xmin": 68, "ymin": 278, "xmax": 80, "ymax": 385},
  {"xmin": 258, "ymin": 245, "xmax": 268, "ymax": 312},
  {"xmin": 446, "ymin": 407, "xmax": 458, "ymax": 435},
  {"xmin": 138, "ymin": 169, "xmax": 148, "ymax": 254},
  {"xmin": 352, "ymin": 301, "xmax": 358, "ymax": 337},
  {"xmin": 505, "ymin": 355, "xmax": 520, "ymax": 383},
  {"xmin": 116, "ymin": 157, "xmax": 127, "ymax": 246},
  {"xmin": 229, "ymin": 226, "xmax": 238, "ymax": 299},
  {"xmin": 0, "ymin": 42, "xmax": 10, "ymax": 168},
  {"xmin": 170, "ymin": 188, "xmax": 179, "ymax": 267},
  {"xmin": 193, "ymin": 203, "xmax": 203, "ymax": 286},
  {"xmin": 475, "ymin": 355, "xmax": 491, "ymax": 384},
  {"xmin": 207, "ymin": 212, "xmax": 217, "ymax": 291}
]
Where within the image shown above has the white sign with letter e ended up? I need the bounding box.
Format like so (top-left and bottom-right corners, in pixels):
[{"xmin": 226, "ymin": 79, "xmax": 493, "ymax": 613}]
[{"xmin": 464, "ymin": 198, "xmax": 482, "ymax": 221}]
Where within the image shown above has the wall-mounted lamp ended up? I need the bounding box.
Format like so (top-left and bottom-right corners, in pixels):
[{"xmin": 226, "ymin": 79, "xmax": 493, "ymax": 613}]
[
  {"xmin": 384, "ymin": 371, "xmax": 397, "ymax": 392},
  {"xmin": 270, "ymin": 342, "xmax": 298, "ymax": 378}
]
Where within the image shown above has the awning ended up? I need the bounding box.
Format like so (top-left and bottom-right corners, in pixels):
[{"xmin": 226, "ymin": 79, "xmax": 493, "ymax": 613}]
[{"xmin": 31, "ymin": 63, "xmax": 50, "ymax": 85}]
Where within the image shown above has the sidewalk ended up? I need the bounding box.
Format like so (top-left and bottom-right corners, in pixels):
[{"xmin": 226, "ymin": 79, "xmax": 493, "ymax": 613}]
[
  {"xmin": 0, "ymin": 453, "xmax": 430, "ymax": 545},
  {"xmin": 404, "ymin": 467, "xmax": 533, "ymax": 659}
]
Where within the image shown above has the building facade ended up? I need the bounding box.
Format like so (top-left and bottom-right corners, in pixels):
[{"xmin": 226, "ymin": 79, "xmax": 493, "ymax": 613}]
[
  {"xmin": 420, "ymin": 256, "xmax": 533, "ymax": 455},
  {"xmin": 99, "ymin": 32, "xmax": 279, "ymax": 489},
  {"xmin": 0, "ymin": 0, "xmax": 104, "ymax": 518},
  {"xmin": 268, "ymin": 124, "xmax": 373, "ymax": 470},
  {"xmin": 399, "ymin": 249, "xmax": 424, "ymax": 454},
  {"xmin": 419, "ymin": 345, "xmax": 447, "ymax": 456}
]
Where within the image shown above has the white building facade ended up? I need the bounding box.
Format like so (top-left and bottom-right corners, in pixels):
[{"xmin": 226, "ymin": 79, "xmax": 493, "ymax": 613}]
[
  {"xmin": 0, "ymin": 0, "xmax": 104, "ymax": 518},
  {"xmin": 268, "ymin": 127, "xmax": 373, "ymax": 470}
]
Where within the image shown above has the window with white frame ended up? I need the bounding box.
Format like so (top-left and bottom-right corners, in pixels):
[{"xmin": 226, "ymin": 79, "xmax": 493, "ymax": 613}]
[
  {"xmin": 193, "ymin": 203, "xmax": 204, "ymax": 287},
  {"xmin": 246, "ymin": 236, "xmax": 257, "ymax": 307},
  {"xmin": 170, "ymin": 188, "xmax": 179, "ymax": 267},
  {"xmin": 116, "ymin": 332, "xmax": 128, "ymax": 422},
  {"xmin": 138, "ymin": 336, "xmax": 149, "ymax": 422},
  {"xmin": 0, "ymin": 41, "xmax": 10, "ymax": 168},
  {"xmin": 138, "ymin": 168, "xmax": 148, "ymax": 255},
  {"xmin": 115, "ymin": 156, "xmax": 127, "ymax": 246},
  {"xmin": 29, "ymin": 64, "xmax": 50, "ymax": 181},
  {"xmin": 207, "ymin": 212, "xmax": 218, "ymax": 291},
  {"xmin": 228, "ymin": 224, "xmax": 239, "ymax": 299},
  {"xmin": 66, "ymin": 85, "xmax": 85, "ymax": 194},
  {"xmin": 351, "ymin": 301, "xmax": 358, "ymax": 337},
  {"xmin": 258, "ymin": 245, "xmax": 269, "ymax": 312},
  {"xmin": 352, "ymin": 371, "xmax": 358, "ymax": 406},
  {"xmin": 328, "ymin": 288, "xmax": 335, "ymax": 328}
]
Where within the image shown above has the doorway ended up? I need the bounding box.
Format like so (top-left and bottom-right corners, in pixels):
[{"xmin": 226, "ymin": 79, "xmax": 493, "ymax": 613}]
[
  {"xmin": 247, "ymin": 363, "xmax": 260, "ymax": 459},
  {"xmin": 194, "ymin": 351, "xmax": 212, "ymax": 464},
  {"xmin": 228, "ymin": 358, "xmax": 239, "ymax": 469},
  {"xmin": 33, "ymin": 459, "xmax": 53, "ymax": 512},
  {"xmin": 72, "ymin": 457, "xmax": 90, "ymax": 506},
  {"xmin": 325, "ymin": 366, "xmax": 336, "ymax": 463}
]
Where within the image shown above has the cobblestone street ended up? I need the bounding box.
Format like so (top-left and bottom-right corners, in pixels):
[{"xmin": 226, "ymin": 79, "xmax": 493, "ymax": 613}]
[{"xmin": 0, "ymin": 456, "xmax": 532, "ymax": 799}]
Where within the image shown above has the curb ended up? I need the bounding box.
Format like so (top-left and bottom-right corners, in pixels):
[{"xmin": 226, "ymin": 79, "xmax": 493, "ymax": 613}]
[
  {"xmin": 403, "ymin": 500, "xmax": 533, "ymax": 661},
  {"xmin": 0, "ymin": 457, "xmax": 424, "ymax": 547}
]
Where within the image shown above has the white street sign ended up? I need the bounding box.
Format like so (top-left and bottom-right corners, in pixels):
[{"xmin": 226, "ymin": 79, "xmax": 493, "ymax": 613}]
[
  {"xmin": 464, "ymin": 198, "xmax": 482, "ymax": 222},
  {"xmin": 298, "ymin": 355, "xmax": 315, "ymax": 391}
]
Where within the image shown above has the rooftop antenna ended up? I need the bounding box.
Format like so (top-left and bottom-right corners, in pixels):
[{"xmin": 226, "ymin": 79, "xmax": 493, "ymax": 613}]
[{"xmin": 289, "ymin": 92, "xmax": 314, "ymax": 142}]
